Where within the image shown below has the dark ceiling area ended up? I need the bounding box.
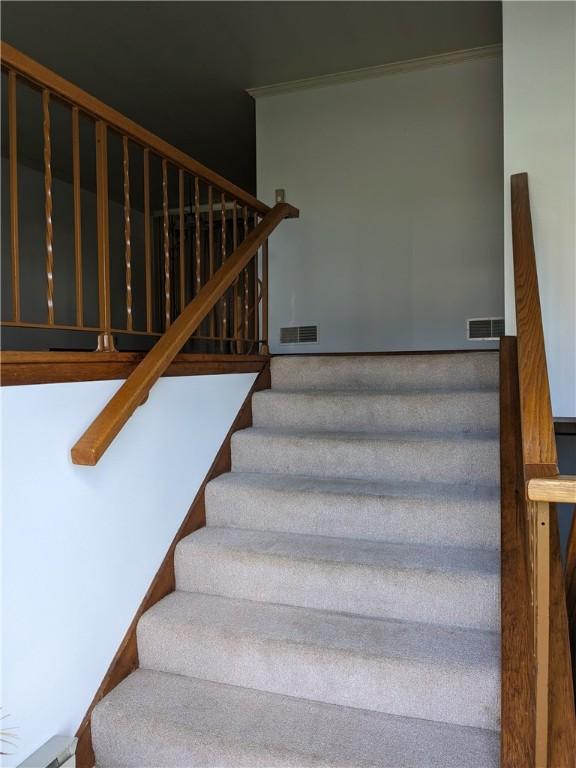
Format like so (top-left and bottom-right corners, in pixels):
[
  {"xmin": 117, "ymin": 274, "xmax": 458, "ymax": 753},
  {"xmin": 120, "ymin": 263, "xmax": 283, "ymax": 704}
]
[{"xmin": 1, "ymin": 1, "xmax": 502, "ymax": 193}]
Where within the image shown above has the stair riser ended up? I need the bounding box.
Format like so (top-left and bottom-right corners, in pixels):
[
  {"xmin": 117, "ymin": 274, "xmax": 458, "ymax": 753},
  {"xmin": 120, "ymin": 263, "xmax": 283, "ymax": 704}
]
[
  {"xmin": 232, "ymin": 432, "xmax": 500, "ymax": 486},
  {"xmin": 137, "ymin": 618, "xmax": 500, "ymax": 731},
  {"xmin": 176, "ymin": 546, "xmax": 499, "ymax": 630},
  {"xmin": 252, "ymin": 391, "xmax": 499, "ymax": 434},
  {"xmin": 271, "ymin": 354, "xmax": 499, "ymax": 392},
  {"xmin": 93, "ymin": 709, "xmax": 322, "ymax": 768},
  {"xmin": 206, "ymin": 480, "xmax": 500, "ymax": 549}
]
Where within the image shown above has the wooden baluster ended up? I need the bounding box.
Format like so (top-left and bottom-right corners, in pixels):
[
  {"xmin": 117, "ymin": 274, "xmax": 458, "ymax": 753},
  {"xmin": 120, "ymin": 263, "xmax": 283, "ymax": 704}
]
[
  {"xmin": 243, "ymin": 205, "xmax": 250, "ymax": 343},
  {"xmin": 178, "ymin": 169, "xmax": 185, "ymax": 315},
  {"xmin": 533, "ymin": 499, "xmax": 551, "ymax": 768},
  {"xmin": 208, "ymin": 185, "xmax": 215, "ymax": 339},
  {"xmin": 220, "ymin": 192, "xmax": 227, "ymax": 350},
  {"xmin": 122, "ymin": 136, "xmax": 133, "ymax": 330},
  {"xmin": 72, "ymin": 107, "xmax": 83, "ymax": 327},
  {"xmin": 262, "ymin": 237, "xmax": 269, "ymax": 354},
  {"xmin": 194, "ymin": 176, "xmax": 201, "ymax": 337},
  {"xmin": 42, "ymin": 89, "xmax": 55, "ymax": 324},
  {"xmin": 232, "ymin": 200, "xmax": 240, "ymax": 352},
  {"xmin": 253, "ymin": 212, "xmax": 260, "ymax": 350},
  {"xmin": 194, "ymin": 177, "xmax": 201, "ymax": 295},
  {"xmin": 143, "ymin": 149, "xmax": 152, "ymax": 333},
  {"xmin": 95, "ymin": 121, "xmax": 115, "ymax": 350},
  {"xmin": 162, "ymin": 159, "xmax": 171, "ymax": 329},
  {"xmin": 8, "ymin": 71, "xmax": 20, "ymax": 322}
]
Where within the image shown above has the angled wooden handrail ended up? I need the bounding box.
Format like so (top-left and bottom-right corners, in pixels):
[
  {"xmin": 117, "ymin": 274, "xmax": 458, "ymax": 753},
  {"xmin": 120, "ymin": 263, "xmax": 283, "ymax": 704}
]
[
  {"xmin": 71, "ymin": 202, "xmax": 298, "ymax": 466},
  {"xmin": 511, "ymin": 172, "xmax": 558, "ymax": 479},
  {"xmin": 0, "ymin": 42, "xmax": 268, "ymax": 215}
]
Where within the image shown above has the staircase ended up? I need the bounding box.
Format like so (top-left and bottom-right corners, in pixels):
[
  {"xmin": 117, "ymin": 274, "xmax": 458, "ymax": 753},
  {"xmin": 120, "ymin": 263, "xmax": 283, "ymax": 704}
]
[{"xmin": 92, "ymin": 352, "xmax": 501, "ymax": 767}]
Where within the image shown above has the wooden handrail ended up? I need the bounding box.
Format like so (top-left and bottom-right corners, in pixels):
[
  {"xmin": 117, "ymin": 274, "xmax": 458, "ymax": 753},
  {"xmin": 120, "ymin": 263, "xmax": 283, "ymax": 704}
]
[
  {"xmin": 0, "ymin": 42, "xmax": 268, "ymax": 215},
  {"xmin": 528, "ymin": 476, "xmax": 576, "ymax": 503},
  {"xmin": 511, "ymin": 172, "xmax": 558, "ymax": 478},
  {"xmin": 71, "ymin": 202, "xmax": 298, "ymax": 466}
]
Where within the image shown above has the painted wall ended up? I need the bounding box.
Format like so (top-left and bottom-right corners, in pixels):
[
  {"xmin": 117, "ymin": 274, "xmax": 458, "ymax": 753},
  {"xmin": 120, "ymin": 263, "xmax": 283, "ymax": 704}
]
[
  {"xmin": 255, "ymin": 53, "xmax": 504, "ymax": 354},
  {"xmin": 0, "ymin": 373, "xmax": 256, "ymax": 767},
  {"xmin": 503, "ymin": 1, "xmax": 576, "ymax": 418}
]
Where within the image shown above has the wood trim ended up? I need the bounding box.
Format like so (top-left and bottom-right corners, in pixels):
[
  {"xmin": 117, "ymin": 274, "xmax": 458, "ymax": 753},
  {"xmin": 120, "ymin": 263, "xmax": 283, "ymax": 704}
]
[
  {"xmin": 500, "ymin": 336, "xmax": 535, "ymax": 768},
  {"xmin": 74, "ymin": 362, "xmax": 271, "ymax": 768},
  {"xmin": 0, "ymin": 353, "xmax": 268, "ymax": 386},
  {"xmin": 0, "ymin": 43, "xmax": 269, "ymax": 215},
  {"xmin": 276, "ymin": 349, "xmax": 499, "ymax": 357},
  {"xmin": 247, "ymin": 44, "xmax": 502, "ymax": 98},
  {"xmin": 547, "ymin": 506, "xmax": 576, "ymax": 768},
  {"xmin": 566, "ymin": 512, "xmax": 576, "ymax": 699},
  {"xmin": 1, "ymin": 348, "xmax": 494, "ymax": 386},
  {"xmin": 71, "ymin": 202, "xmax": 297, "ymax": 466},
  {"xmin": 511, "ymin": 173, "xmax": 558, "ymax": 473},
  {"xmin": 555, "ymin": 419, "xmax": 576, "ymax": 436},
  {"xmin": 528, "ymin": 476, "xmax": 576, "ymax": 504}
]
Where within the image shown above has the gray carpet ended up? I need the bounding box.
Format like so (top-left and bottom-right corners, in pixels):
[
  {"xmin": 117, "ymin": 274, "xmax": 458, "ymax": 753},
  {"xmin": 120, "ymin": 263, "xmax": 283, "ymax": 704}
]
[{"xmin": 92, "ymin": 352, "xmax": 501, "ymax": 767}]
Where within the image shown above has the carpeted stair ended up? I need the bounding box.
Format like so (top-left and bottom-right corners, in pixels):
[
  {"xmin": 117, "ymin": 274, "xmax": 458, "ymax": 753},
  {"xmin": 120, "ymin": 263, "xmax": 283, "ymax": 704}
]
[{"xmin": 92, "ymin": 352, "xmax": 501, "ymax": 767}]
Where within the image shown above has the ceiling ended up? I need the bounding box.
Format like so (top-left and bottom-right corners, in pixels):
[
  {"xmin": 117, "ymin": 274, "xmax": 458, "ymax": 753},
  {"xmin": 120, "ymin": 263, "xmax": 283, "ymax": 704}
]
[{"xmin": 1, "ymin": 1, "xmax": 502, "ymax": 193}]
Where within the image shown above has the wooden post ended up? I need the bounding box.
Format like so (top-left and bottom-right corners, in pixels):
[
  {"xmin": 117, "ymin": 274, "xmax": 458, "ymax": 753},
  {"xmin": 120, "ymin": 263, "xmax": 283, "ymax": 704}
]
[
  {"xmin": 122, "ymin": 136, "xmax": 133, "ymax": 331},
  {"xmin": 95, "ymin": 121, "xmax": 115, "ymax": 351},
  {"xmin": 534, "ymin": 499, "xmax": 550, "ymax": 768},
  {"xmin": 8, "ymin": 71, "xmax": 20, "ymax": 322},
  {"xmin": 143, "ymin": 148, "xmax": 152, "ymax": 334},
  {"xmin": 261, "ymin": 238, "xmax": 269, "ymax": 355},
  {"xmin": 43, "ymin": 89, "xmax": 55, "ymax": 325},
  {"xmin": 72, "ymin": 107, "xmax": 83, "ymax": 326},
  {"xmin": 162, "ymin": 159, "xmax": 171, "ymax": 330},
  {"xmin": 178, "ymin": 169, "xmax": 186, "ymax": 314}
]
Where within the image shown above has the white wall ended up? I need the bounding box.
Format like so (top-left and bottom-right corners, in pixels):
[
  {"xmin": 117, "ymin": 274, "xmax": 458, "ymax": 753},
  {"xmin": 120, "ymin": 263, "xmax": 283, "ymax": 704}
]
[
  {"xmin": 256, "ymin": 52, "xmax": 504, "ymax": 354},
  {"xmin": 503, "ymin": 1, "xmax": 576, "ymax": 418},
  {"xmin": 0, "ymin": 373, "xmax": 256, "ymax": 767}
]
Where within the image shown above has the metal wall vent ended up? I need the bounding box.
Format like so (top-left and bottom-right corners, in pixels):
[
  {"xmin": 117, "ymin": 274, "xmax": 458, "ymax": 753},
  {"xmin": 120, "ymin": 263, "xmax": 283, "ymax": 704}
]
[
  {"xmin": 467, "ymin": 317, "xmax": 505, "ymax": 340},
  {"xmin": 280, "ymin": 325, "xmax": 319, "ymax": 344}
]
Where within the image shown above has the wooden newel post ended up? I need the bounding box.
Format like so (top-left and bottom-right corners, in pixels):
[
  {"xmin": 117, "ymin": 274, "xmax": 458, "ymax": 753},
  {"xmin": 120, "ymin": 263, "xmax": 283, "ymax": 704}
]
[{"xmin": 95, "ymin": 121, "xmax": 116, "ymax": 352}]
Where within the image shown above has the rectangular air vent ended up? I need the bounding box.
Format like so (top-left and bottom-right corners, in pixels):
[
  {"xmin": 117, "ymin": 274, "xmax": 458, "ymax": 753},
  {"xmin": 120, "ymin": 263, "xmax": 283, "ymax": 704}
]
[
  {"xmin": 280, "ymin": 325, "xmax": 318, "ymax": 344},
  {"xmin": 467, "ymin": 317, "xmax": 505, "ymax": 340}
]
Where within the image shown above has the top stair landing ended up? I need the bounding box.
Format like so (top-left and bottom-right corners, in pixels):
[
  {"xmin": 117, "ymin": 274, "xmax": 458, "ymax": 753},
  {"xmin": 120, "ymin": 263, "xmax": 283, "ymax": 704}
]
[{"xmin": 270, "ymin": 352, "xmax": 499, "ymax": 392}]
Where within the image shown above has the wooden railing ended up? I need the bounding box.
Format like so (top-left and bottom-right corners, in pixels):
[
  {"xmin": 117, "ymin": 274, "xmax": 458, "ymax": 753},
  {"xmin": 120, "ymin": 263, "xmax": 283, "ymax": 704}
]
[
  {"xmin": 71, "ymin": 202, "xmax": 297, "ymax": 465},
  {"xmin": 501, "ymin": 172, "xmax": 576, "ymax": 768},
  {"xmin": 0, "ymin": 43, "xmax": 299, "ymax": 461},
  {"xmin": 1, "ymin": 43, "xmax": 277, "ymax": 354}
]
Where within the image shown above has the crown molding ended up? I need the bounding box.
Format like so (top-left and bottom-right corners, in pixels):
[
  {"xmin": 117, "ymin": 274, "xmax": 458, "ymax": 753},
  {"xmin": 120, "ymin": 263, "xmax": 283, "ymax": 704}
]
[{"xmin": 247, "ymin": 44, "xmax": 502, "ymax": 99}]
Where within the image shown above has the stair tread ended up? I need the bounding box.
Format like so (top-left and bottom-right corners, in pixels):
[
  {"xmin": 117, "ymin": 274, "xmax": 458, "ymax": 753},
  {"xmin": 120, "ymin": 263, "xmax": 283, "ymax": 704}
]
[
  {"xmin": 259, "ymin": 387, "xmax": 499, "ymax": 397},
  {"xmin": 232, "ymin": 428, "xmax": 500, "ymax": 486},
  {"xmin": 140, "ymin": 591, "xmax": 499, "ymax": 669},
  {"xmin": 176, "ymin": 527, "xmax": 499, "ymax": 629},
  {"xmin": 206, "ymin": 472, "xmax": 500, "ymax": 550},
  {"xmin": 92, "ymin": 668, "xmax": 499, "ymax": 768},
  {"xmin": 137, "ymin": 592, "xmax": 499, "ymax": 729},
  {"xmin": 178, "ymin": 526, "xmax": 500, "ymax": 578},
  {"xmin": 253, "ymin": 389, "xmax": 499, "ymax": 435},
  {"xmin": 234, "ymin": 427, "xmax": 499, "ymax": 443},
  {"xmin": 270, "ymin": 352, "xmax": 499, "ymax": 392},
  {"xmin": 209, "ymin": 470, "xmax": 500, "ymax": 504}
]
